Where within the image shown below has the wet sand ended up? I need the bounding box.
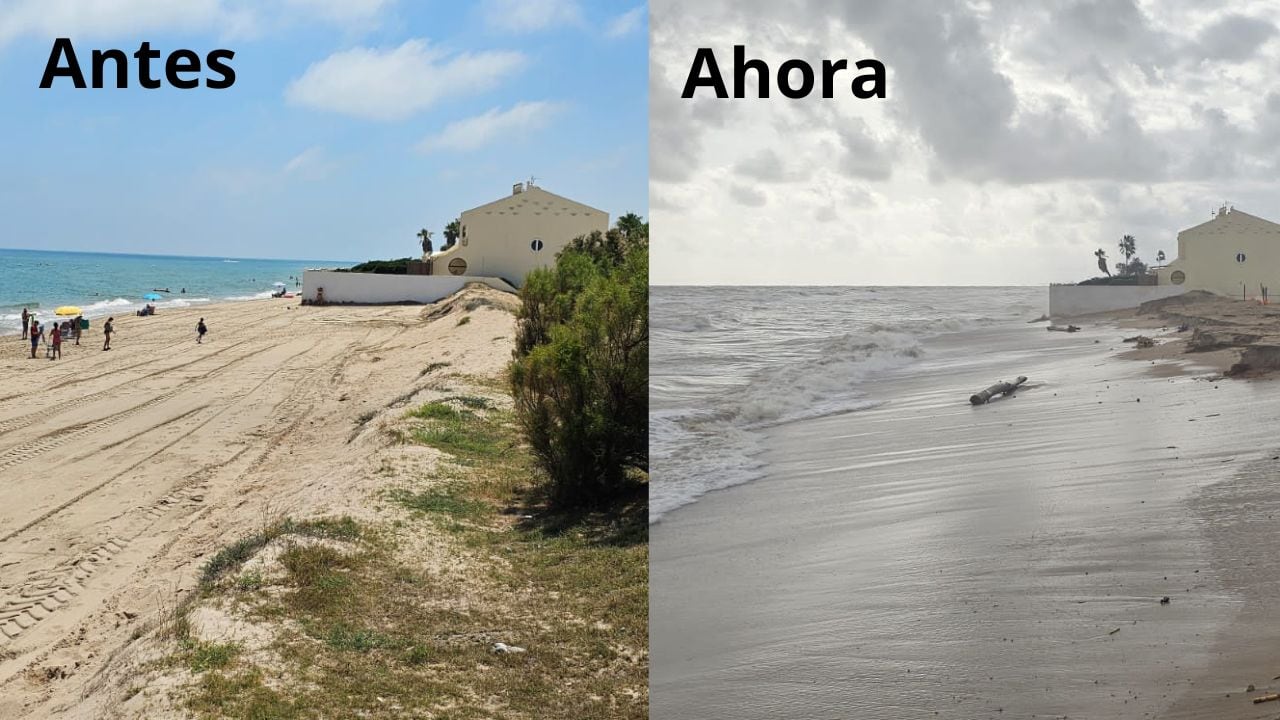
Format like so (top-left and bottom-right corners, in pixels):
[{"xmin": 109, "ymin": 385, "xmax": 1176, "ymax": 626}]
[
  {"xmin": 652, "ymin": 319, "xmax": 1280, "ymax": 719},
  {"xmin": 0, "ymin": 289, "xmax": 517, "ymax": 717}
]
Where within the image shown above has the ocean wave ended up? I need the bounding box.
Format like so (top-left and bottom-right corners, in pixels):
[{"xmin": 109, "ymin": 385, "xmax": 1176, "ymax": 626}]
[
  {"xmin": 650, "ymin": 327, "xmax": 919, "ymax": 523},
  {"xmin": 222, "ymin": 291, "xmax": 274, "ymax": 301}
]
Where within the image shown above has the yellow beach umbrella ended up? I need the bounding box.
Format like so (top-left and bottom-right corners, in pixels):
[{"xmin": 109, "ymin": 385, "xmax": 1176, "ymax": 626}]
[{"xmin": 55, "ymin": 306, "xmax": 81, "ymax": 316}]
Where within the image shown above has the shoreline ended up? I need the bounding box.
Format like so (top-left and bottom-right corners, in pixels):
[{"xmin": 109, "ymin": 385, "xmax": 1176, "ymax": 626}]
[{"xmin": 653, "ymin": 310, "xmax": 1280, "ymax": 719}]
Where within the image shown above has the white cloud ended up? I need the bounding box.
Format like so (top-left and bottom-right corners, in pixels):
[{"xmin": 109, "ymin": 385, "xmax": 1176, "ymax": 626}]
[
  {"xmin": 605, "ymin": 6, "xmax": 645, "ymax": 38},
  {"xmin": 417, "ymin": 101, "xmax": 562, "ymax": 152},
  {"xmin": 482, "ymin": 0, "xmax": 582, "ymax": 33},
  {"xmin": 280, "ymin": 0, "xmax": 394, "ymax": 25},
  {"xmin": 285, "ymin": 40, "xmax": 525, "ymax": 121},
  {"xmin": 282, "ymin": 146, "xmax": 334, "ymax": 179}
]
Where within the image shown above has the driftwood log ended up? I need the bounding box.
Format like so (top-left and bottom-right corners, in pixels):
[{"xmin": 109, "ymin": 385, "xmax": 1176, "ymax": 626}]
[
  {"xmin": 970, "ymin": 376, "xmax": 1028, "ymax": 405},
  {"xmin": 1047, "ymin": 325, "xmax": 1080, "ymax": 333}
]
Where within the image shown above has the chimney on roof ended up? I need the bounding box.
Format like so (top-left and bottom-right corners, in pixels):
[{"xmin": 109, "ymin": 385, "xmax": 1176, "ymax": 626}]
[{"xmin": 513, "ymin": 182, "xmax": 524, "ymax": 195}]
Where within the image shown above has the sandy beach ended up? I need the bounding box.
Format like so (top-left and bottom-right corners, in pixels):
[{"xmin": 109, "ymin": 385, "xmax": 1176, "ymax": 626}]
[
  {"xmin": 0, "ymin": 287, "xmax": 520, "ymax": 717},
  {"xmin": 653, "ymin": 301, "xmax": 1280, "ymax": 719}
]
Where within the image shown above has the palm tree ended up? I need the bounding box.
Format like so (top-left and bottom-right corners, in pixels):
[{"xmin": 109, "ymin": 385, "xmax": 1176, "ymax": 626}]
[
  {"xmin": 616, "ymin": 212, "xmax": 645, "ymax": 238},
  {"xmin": 417, "ymin": 228, "xmax": 433, "ymax": 256},
  {"xmin": 1119, "ymin": 235, "xmax": 1136, "ymax": 266},
  {"xmin": 1095, "ymin": 248, "xmax": 1110, "ymax": 276},
  {"xmin": 443, "ymin": 219, "xmax": 461, "ymax": 248}
]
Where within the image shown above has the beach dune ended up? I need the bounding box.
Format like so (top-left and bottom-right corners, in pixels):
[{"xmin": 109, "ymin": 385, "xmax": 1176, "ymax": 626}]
[{"xmin": 0, "ymin": 287, "xmax": 517, "ymax": 716}]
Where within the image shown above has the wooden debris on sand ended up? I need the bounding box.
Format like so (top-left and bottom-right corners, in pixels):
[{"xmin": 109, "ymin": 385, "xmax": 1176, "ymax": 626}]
[
  {"xmin": 1123, "ymin": 335, "xmax": 1155, "ymax": 348},
  {"xmin": 970, "ymin": 376, "xmax": 1028, "ymax": 405},
  {"xmin": 1047, "ymin": 325, "xmax": 1081, "ymax": 333}
]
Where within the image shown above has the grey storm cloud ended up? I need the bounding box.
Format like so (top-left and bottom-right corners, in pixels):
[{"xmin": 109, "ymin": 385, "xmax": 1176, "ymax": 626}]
[
  {"xmin": 734, "ymin": 149, "xmax": 789, "ymax": 182},
  {"xmin": 729, "ymin": 183, "xmax": 768, "ymax": 207},
  {"xmin": 650, "ymin": 0, "xmax": 1280, "ymax": 284},
  {"xmin": 1196, "ymin": 14, "xmax": 1277, "ymax": 62},
  {"xmin": 652, "ymin": 0, "xmax": 1280, "ymax": 188}
]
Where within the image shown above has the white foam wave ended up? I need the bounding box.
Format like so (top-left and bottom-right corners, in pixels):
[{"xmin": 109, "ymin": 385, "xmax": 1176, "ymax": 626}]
[
  {"xmin": 650, "ymin": 328, "xmax": 919, "ymax": 523},
  {"xmin": 223, "ymin": 291, "xmax": 274, "ymax": 301}
]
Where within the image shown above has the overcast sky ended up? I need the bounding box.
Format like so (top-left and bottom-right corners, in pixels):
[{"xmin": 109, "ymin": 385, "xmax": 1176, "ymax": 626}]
[
  {"xmin": 0, "ymin": 0, "xmax": 646, "ymax": 261},
  {"xmin": 651, "ymin": 0, "xmax": 1280, "ymax": 285}
]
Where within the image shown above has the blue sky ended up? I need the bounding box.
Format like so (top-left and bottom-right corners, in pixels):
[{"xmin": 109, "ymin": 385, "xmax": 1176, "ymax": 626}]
[{"xmin": 0, "ymin": 0, "xmax": 647, "ymax": 261}]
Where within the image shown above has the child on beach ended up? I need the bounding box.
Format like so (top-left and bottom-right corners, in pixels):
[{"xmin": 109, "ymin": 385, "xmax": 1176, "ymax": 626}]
[
  {"xmin": 29, "ymin": 321, "xmax": 41, "ymax": 359},
  {"xmin": 103, "ymin": 317, "xmax": 113, "ymax": 351},
  {"xmin": 196, "ymin": 318, "xmax": 207, "ymax": 344},
  {"xmin": 49, "ymin": 322, "xmax": 62, "ymax": 360},
  {"xmin": 20, "ymin": 309, "xmax": 28, "ymax": 340}
]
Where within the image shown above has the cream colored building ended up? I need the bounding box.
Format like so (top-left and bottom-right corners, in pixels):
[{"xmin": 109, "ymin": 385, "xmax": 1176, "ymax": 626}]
[
  {"xmin": 1155, "ymin": 206, "xmax": 1280, "ymax": 299},
  {"xmin": 430, "ymin": 182, "xmax": 609, "ymax": 287}
]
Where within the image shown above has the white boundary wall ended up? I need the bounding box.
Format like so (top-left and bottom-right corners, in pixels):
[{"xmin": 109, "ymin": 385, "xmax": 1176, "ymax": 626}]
[
  {"xmin": 1048, "ymin": 284, "xmax": 1187, "ymax": 317},
  {"xmin": 301, "ymin": 271, "xmax": 515, "ymax": 304}
]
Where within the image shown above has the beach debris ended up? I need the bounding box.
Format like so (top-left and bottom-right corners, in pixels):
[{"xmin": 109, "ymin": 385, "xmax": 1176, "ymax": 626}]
[
  {"xmin": 969, "ymin": 377, "xmax": 1028, "ymax": 405},
  {"xmin": 1252, "ymin": 692, "xmax": 1280, "ymax": 704},
  {"xmin": 1247, "ymin": 684, "xmax": 1255, "ymax": 692},
  {"xmin": 1047, "ymin": 324, "xmax": 1081, "ymax": 333},
  {"xmin": 1159, "ymin": 596, "xmax": 1170, "ymax": 605},
  {"xmin": 491, "ymin": 642, "xmax": 526, "ymax": 654},
  {"xmin": 1108, "ymin": 627, "xmax": 1120, "ymax": 635},
  {"xmin": 1123, "ymin": 335, "xmax": 1155, "ymax": 348},
  {"xmin": 1028, "ymin": 314, "xmax": 1050, "ymax": 323},
  {"xmin": 1177, "ymin": 323, "xmax": 1190, "ymax": 332}
]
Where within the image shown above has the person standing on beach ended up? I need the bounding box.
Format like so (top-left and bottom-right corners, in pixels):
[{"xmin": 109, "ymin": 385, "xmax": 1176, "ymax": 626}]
[
  {"xmin": 73, "ymin": 315, "xmax": 82, "ymax": 345},
  {"xmin": 49, "ymin": 322, "xmax": 62, "ymax": 360},
  {"xmin": 29, "ymin": 321, "xmax": 41, "ymax": 359},
  {"xmin": 196, "ymin": 318, "xmax": 207, "ymax": 344},
  {"xmin": 20, "ymin": 308, "xmax": 28, "ymax": 339},
  {"xmin": 103, "ymin": 317, "xmax": 114, "ymax": 351}
]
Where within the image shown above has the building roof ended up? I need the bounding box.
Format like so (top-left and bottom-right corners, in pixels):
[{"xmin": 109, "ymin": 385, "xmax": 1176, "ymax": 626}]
[
  {"xmin": 462, "ymin": 185, "xmax": 606, "ymax": 217},
  {"xmin": 1180, "ymin": 207, "xmax": 1280, "ymax": 236}
]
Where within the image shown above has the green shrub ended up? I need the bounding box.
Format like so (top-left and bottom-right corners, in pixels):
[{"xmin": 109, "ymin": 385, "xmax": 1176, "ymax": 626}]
[{"xmin": 510, "ymin": 222, "xmax": 648, "ymax": 507}]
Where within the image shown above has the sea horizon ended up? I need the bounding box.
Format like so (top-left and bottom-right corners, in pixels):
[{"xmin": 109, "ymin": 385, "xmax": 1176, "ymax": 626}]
[{"xmin": 0, "ymin": 248, "xmax": 358, "ymax": 335}]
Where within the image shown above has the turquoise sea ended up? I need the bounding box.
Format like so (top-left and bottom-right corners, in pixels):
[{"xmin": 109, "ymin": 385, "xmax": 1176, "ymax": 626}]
[{"xmin": 0, "ymin": 249, "xmax": 354, "ymax": 335}]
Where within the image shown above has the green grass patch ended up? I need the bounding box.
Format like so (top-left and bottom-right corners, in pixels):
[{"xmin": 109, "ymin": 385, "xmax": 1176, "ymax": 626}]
[
  {"xmin": 186, "ymin": 641, "xmax": 241, "ymax": 673},
  {"xmin": 406, "ymin": 402, "xmax": 467, "ymax": 421},
  {"xmin": 279, "ymin": 542, "xmax": 360, "ymax": 614},
  {"xmin": 189, "ymin": 669, "xmax": 300, "ymax": 719},
  {"xmin": 392, "ymin": 487, "xmax": 489, "ymax": 519},
  {"xmin": 324, "ymin": 623, "xmax": 400, "ymax": 653},
  {"xmin": 200, "ymin": 517, "xmax": 362, "ymax": 586}
]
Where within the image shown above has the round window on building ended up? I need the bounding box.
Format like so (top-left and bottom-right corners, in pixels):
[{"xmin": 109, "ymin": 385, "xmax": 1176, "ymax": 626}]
[
  {"xmin": 1170, "ymin": 270, "xmax": 1185, "ymax": 285},
  {"xmin": 530, "ymin": 238, "xmax": 544, "ymax": 252},
  {"xmin": 448, "ymin": 258, "xmax": 468, "ymax": 275}
]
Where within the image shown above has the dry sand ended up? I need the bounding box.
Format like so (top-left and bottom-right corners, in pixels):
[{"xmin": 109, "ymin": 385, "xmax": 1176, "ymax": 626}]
[{"xmin": 0, "ymin": 286, "xmax": 518, "ymax": 718}]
